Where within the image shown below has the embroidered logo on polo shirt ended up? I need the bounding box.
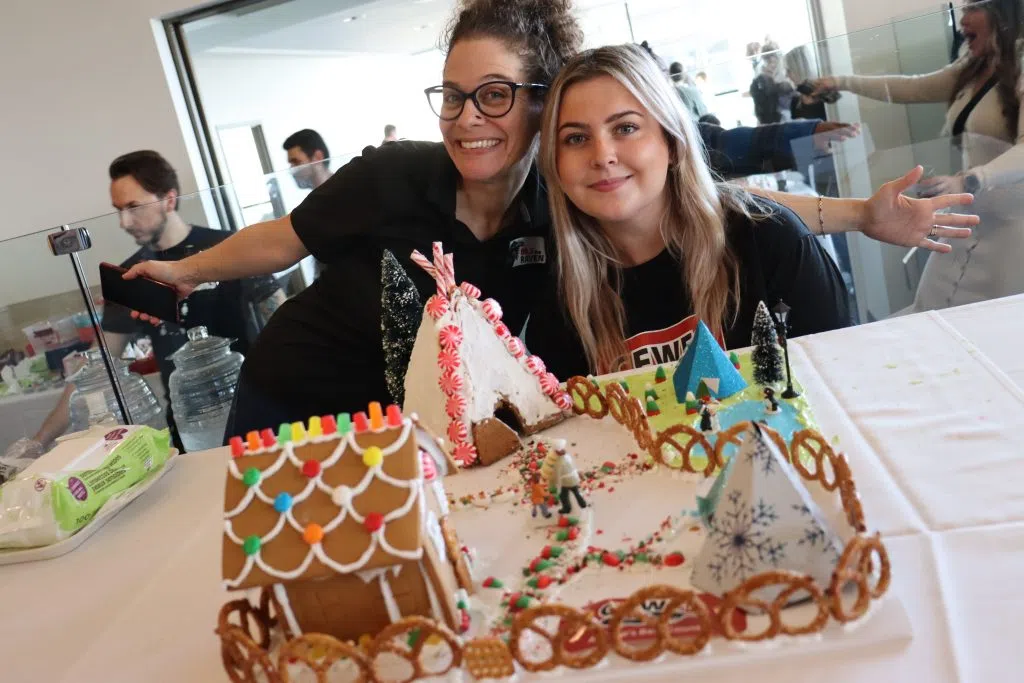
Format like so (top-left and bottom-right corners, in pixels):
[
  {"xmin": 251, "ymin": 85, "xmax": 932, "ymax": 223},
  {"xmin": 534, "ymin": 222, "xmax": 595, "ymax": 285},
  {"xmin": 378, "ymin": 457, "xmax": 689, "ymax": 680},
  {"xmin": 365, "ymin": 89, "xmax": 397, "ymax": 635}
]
[
  {"xmin": 626, "ymin": 316, "xmax": 698, "ymax": 368},
  {"xmin": 509, "ymin": 236, "xmax": 546, "ymax": 267}
]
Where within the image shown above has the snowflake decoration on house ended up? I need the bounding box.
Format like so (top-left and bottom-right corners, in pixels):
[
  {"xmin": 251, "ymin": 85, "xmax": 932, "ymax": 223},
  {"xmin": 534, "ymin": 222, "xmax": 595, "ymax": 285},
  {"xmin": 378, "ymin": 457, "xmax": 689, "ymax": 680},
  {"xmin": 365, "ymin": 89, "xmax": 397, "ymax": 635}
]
[
  {"xmin": 792, "ymin": 504, "xmax": 841, "ymax": 559},
  {"xmin": 705, "ymin": 490, "xmax": 787, "ymax": 583},
  {"xmin": 744, "ymin": 437, "xmax": 778, "ymax": 476}
]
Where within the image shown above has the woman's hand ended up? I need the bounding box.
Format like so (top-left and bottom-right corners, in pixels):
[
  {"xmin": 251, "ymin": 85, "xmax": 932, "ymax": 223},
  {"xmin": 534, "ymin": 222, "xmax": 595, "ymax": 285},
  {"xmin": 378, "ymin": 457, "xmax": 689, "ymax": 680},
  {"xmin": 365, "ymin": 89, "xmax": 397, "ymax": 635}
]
[
  {"xmin": 813, "ymin": 121, "xmax": 860, "ymax": 151},
  {"xmin": 123, "ymin": 259, "xmax": 200, "ymax": 298},
  {"xmin": 861, "ymin": 166, "xmax": 977, "ymax": 253},
  {"xmin": 917, "ymin": 174, "xmax": 964, "ymax": 198}
]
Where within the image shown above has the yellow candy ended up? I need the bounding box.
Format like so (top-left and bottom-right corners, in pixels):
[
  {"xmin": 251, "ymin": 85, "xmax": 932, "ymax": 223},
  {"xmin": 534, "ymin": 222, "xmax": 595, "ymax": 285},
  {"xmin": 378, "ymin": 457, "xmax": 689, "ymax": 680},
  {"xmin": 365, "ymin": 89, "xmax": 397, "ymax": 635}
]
[
  {"xmin": 308, "ymin": 416, "xmax": 323, "ymax": 438},
  {"xmin": 362, "ymin": 446, "xmax": 384, "ymax": 469},
  {"xmin": 358, "ymin": 634, "xmax": 373, "ymax": 651},
  {"xmin": 291, "ymin": 421, "xmax": 307, "ymax": 442},
  {"xmin": 425, "ymin": 633, "xmax": 443, "ymax": 646}
]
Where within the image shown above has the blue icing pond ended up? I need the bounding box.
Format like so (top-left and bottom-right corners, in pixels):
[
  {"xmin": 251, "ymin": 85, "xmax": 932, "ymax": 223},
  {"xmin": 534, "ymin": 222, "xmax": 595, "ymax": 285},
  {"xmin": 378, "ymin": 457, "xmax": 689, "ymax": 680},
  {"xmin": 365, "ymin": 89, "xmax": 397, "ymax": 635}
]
[{"xmin": 714, "ymin": 400, "xmax": 804, "ymax": 458}]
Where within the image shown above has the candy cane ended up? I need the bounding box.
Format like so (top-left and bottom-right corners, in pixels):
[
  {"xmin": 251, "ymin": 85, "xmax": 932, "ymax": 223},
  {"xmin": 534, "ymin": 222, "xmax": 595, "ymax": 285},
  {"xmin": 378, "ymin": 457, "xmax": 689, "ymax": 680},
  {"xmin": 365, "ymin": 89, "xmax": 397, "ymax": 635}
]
[{"xmin": 411, "ymin": 249, "xmax": 444, "ymax": 298}]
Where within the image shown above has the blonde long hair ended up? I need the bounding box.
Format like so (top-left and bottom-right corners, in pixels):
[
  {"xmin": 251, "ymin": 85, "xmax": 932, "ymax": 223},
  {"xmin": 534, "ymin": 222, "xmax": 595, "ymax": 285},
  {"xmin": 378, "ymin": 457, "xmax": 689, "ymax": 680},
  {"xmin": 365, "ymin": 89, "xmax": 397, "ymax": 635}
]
[{"xmin": 540, "ymin": 44, "xmax": 756, "ymax": 373}]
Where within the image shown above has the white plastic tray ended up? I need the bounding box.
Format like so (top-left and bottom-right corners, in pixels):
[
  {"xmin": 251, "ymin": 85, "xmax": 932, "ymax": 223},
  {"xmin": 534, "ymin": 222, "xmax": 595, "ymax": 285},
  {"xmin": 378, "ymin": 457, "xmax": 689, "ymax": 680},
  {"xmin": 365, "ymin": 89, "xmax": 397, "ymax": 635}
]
[{"xmin": 0, "ymin": 449, "xmax": 178, "ymax": 566}]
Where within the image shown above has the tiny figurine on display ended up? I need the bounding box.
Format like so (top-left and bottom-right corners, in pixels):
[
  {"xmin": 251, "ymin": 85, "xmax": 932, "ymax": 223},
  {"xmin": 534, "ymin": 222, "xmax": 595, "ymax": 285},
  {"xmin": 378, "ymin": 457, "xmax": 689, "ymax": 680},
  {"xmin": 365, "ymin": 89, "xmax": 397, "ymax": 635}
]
[
  {"xmin": 771, "ymin": 300, "xmax": 801, "ymax": 399},
  {"xmin": 644, "ymin": 383, "xmax": 658, "ymax": 401},
  {"xmin": 729, "ymin": 351, "xmax": 741, "ymax": 370},
  {"xmin": 763, "ymin": 386, "xmax": 781, "ymax": 414},
  {"xmin": 619, "ymin": 379, "xmax": 630, "ymax": 393},
  {"xmin": 529, "ymin": 472, "xmax": 552, "ymax": 519},
  {"xmin": 654, "ymin": 365, "xmax": 668, "ymax": 383},
  {"xmin": 552, "ymin": 439, "xmax": 587, "ymax": 514},
  {"xmin": 695, "ymin": 380, "xmax": 713, "ymax": 403},
  {"xmin": 699, "ymin": 403, "xmax": 720, "ymax": 434},
  {"xmin": 752, "ymin": 301, "xmax": 785, "ymax": 386}
]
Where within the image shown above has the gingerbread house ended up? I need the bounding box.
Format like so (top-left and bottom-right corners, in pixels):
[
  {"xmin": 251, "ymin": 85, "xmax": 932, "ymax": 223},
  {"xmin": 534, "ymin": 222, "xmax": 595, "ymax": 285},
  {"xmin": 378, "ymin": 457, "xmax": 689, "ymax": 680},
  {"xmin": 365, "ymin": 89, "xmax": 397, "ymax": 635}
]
[
  {"xmin": 403, "ymin": 242, "xmax": 572, "ymax": 468},
  {"xmin": 222, "ymin": 402, "xmax": 473, "ymax": 644}
]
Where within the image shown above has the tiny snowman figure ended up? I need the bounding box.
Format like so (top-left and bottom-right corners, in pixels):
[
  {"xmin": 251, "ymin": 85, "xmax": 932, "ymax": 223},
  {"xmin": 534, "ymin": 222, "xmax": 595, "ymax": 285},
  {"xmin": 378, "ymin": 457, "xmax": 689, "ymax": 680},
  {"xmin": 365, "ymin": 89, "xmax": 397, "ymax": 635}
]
[
  {"xmin": 699, "ymin": 403, "xmax": 720, "ymax": 434},
  {"xmin": 552, "ymin": 439, "xmax": 587, "ymax": 514},
  {"xmin": 763, "ymin": 387, "xmax": 781, "ymax": 414}
]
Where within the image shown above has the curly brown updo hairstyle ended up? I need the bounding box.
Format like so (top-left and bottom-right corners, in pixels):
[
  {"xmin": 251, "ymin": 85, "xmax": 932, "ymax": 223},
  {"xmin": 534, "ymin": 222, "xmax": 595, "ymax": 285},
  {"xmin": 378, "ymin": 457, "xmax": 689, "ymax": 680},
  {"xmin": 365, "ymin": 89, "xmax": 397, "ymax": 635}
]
[{"xmin": 443, "ymin": 0, "xmax": 584, "ymax": 90}]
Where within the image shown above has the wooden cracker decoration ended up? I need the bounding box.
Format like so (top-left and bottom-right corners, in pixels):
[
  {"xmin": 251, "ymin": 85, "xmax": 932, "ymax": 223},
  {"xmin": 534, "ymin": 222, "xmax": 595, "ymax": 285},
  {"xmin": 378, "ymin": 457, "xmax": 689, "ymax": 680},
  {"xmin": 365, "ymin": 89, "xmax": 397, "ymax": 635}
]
[
  {"xmin": 566, "ymin": 376, "xmax": 608, "ymax": 418},
  {"xmin": 653, "ymin": 424, "xmax": 715, "ymax": 475},
  {"xmin": 368, "ymin": 616, "xmax": 462, "ymax": 683},
  {"xmin": 714, "ymin": 421, "xmax": 789, "ymax": 471},
  {"xmin": 218, "ymin": 625, "xmax": 278, "ymax": 683},
  {"xmin": 463, "ymin": 638, "xmax": 515, "ymax": 679},
  {"xmin": 509, "ymin": 604, "xmax": 608, "ymax": 672},
  {"xmin": 607, "ymin": 585, "xmax": 712, "ymax": 661},
  {"xmin": 718, "ymin": 570, "xmax": 830, "ymax": 641},
  {"xmin": 277, "ymin": 634, "xmax": 371, "ymax": 683},
  {"xmin": 828, "ymin": 533, "xmax": 891, "ymax": 623}
]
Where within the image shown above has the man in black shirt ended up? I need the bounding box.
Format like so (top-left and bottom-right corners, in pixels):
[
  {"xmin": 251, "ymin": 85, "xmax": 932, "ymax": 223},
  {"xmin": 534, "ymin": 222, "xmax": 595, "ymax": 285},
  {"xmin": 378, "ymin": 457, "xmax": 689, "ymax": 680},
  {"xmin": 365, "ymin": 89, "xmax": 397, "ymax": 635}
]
[{"xmin": 101, "ymin": 151, "xmax": 285, "ymax": 447}]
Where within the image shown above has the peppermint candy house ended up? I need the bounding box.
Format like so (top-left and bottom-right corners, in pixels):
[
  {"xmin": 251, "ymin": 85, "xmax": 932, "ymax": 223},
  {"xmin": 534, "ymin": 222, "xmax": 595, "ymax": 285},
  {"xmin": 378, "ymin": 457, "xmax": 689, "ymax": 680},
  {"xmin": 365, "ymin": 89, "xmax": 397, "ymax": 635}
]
[
  {"xmin": 222, "ymin": 403, "xmax": 473, "ymax": 644},
  {"xmin": 403, "ymin": 242, "xmax": 571, "ymax": 467}
]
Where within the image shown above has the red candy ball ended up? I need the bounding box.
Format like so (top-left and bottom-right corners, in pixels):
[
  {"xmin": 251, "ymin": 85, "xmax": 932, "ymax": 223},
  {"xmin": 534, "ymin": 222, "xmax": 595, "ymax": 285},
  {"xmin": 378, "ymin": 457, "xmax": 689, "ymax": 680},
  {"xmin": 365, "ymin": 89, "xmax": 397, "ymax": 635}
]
[
  {"xmin": 364, "ymin": 512, "xmax": 385, "ymax": 533},
  {"xmin": 301, "ymin": 460, "xmax": 321, "ymax": 478}
]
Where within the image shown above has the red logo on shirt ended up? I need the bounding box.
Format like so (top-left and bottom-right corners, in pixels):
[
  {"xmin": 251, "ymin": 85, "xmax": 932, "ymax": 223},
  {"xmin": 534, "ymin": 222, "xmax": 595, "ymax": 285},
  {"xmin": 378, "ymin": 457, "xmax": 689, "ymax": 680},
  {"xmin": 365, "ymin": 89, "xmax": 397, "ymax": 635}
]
[{"xmin": 626, "ymin": 316, "xmax": 699, "ymax": 368}]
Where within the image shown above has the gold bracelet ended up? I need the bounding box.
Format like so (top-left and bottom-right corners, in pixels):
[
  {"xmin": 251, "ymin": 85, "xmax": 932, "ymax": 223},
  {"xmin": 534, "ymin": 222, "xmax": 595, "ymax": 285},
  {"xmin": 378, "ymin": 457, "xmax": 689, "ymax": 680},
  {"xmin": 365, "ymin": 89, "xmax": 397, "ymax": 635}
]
[{"xmin": 817, "ymin": 195, "xmax": 825, "ymax": 236}]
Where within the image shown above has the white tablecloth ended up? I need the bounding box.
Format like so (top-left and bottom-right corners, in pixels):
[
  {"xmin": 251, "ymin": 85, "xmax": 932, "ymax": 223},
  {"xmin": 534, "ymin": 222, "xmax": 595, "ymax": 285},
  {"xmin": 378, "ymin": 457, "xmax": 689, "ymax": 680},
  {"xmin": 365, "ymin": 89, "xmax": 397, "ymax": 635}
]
[{"xmin": 3, "ymin": 296, "xmax": 1024, "ymax": 682}]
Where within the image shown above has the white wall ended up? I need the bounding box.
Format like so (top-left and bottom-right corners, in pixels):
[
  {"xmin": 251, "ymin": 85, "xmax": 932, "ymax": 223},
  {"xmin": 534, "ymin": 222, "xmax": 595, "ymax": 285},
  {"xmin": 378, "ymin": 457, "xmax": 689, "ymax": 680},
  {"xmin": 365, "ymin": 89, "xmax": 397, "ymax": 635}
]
[{"xmin": 0, "ymin": 0, "xmax": 206, "ymax": 243}]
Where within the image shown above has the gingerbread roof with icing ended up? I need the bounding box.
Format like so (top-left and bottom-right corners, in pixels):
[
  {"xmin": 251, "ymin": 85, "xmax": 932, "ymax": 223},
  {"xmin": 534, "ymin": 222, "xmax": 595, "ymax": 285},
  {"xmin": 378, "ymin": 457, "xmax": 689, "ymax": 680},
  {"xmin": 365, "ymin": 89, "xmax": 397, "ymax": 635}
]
[{"xmin": 222, "ymin": 403, "xmax": 427, "ymax": 591}]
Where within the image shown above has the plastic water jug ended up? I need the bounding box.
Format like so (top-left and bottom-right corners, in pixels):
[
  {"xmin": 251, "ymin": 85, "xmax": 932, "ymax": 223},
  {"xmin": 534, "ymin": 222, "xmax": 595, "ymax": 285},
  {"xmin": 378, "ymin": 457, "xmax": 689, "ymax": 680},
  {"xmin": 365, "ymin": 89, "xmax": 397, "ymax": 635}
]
[
  {"xmin": 168, "ymin": 327, "xmax": 244, "ymax": 452},
  {"xmin": 68, "ymin": 349, "xmax": 165, "ymax": 433}
]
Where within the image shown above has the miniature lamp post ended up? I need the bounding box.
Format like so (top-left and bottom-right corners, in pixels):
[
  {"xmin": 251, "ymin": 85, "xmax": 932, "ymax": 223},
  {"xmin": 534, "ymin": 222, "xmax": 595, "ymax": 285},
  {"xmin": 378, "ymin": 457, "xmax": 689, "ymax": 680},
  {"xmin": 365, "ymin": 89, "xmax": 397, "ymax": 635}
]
[{"xmin": 771, "ymin": 300, "xmax": 800, "ymax": 399}]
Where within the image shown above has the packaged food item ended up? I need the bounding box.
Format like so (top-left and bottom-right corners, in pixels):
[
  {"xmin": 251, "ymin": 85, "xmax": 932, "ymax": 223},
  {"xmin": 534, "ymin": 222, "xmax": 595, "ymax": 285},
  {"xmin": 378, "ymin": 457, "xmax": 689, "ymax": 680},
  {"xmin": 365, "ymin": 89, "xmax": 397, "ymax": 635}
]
[{"xmin": 0, "ymin": 426, "xmax": 171, "ymax": 549}]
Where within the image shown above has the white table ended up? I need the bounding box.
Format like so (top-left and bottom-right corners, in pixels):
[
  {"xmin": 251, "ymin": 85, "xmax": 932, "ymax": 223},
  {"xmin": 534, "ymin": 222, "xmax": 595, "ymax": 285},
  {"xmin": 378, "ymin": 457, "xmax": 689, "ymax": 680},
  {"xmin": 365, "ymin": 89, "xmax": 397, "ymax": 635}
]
[{"xmin": 3, "ymin": 296, "xmax": 1024, "ymax": 682}]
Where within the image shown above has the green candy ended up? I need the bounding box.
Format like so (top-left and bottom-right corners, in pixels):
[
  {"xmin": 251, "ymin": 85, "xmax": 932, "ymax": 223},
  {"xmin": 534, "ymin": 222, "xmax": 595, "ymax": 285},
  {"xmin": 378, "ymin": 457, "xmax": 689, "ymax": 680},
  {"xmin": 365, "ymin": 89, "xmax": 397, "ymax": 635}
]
[
  {"xmin": 337, "ymin": 413, "xmax": 352, "ymax": 434},
  {"xmin": 556, "ymin": 530, "xmax": 569, "ymax": 542},
  {"xmin": 549, "ymin": 546, "xmax": 564, "ymax": 558},
  {"xmin": 243, "ymin": 535, "xmax": 261, "ymax": 556},
  {"xmin": 635, "ymin": 552, "xmax": 649, "ymax": 563},
  {"xmin": 242, "ymin": 467, "xmax": 261, "ymax": 487},
  {"xmin": 514, "ymin": 596, "xmax": 531, "ymax": 609},
  {"xmin": 534, "ymin": 559, "xmax": 553, "ymax": 573},
  {"xmin": 277, "ymin": 423, "xmax": 292, "ymax": 444}
]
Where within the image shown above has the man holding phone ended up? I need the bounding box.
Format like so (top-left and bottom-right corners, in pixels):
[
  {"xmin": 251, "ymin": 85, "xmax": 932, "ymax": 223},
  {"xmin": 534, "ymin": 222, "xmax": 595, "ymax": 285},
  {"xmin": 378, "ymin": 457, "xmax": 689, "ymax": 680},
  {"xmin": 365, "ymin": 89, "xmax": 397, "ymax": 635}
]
[{"xmin": 101, "ymin": 151, "xmax": 286, "ymax": 449}]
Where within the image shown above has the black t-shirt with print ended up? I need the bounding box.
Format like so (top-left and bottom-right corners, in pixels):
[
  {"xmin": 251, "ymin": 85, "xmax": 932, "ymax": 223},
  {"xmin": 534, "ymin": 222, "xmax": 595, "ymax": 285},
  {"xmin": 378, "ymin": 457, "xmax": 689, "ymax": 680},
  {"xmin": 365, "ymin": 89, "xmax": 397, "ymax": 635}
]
[
  {"xmin": 229, "ymin": 141, "xmax": 552, "ymax": 438},
  {"xmin": 524, "ymin": 201, "xmax": 850, "ymax": 380},
  {"xmin": 101, "ymin": 226, "xmax": 280, "ymax": 391}
]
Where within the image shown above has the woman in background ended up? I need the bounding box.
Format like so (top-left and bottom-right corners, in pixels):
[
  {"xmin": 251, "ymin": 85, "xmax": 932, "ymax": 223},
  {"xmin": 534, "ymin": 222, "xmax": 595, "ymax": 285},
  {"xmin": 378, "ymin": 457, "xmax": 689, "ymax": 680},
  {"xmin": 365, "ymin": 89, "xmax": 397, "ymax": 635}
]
[{"xmin": 816, "ymin": 0, "xmax": 1024, "ymax": 311}]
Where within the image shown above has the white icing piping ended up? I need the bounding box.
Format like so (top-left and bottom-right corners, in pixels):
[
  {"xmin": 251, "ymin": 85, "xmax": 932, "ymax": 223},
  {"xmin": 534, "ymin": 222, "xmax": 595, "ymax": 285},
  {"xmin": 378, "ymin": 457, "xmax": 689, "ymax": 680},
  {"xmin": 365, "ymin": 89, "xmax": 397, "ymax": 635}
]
[
  {"xmin": 379, "ymin": 572, "xmax": 403, "ymax": 624},
  {"xmin": 420, "ymin": 559, "xmax": 445, "ymax": 623},
  {"xmin": 223, "ymin": 418, "xmax": 424, "ymax": 588},
  {"xmin": 273, "ymin": 583, "xmax": 303, "ymax": 637}
]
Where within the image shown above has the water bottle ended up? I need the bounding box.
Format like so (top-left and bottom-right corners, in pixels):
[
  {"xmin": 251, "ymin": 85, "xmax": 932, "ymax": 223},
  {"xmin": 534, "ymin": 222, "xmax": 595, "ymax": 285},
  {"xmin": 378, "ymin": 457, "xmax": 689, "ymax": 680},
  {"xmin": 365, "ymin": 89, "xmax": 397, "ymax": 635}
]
[
  {"xmin": 68, "ymin": 349, "xmax": 165, "ymax": 433},
  {"xmin": 168, "ymin": 327, "xmax": 244, "ymax": 453}
]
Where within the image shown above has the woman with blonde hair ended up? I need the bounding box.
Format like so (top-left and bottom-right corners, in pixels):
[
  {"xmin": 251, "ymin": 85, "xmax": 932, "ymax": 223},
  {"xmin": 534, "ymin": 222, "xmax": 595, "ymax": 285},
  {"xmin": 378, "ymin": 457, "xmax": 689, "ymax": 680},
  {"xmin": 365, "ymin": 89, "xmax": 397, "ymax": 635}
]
[{"xmin": 525, "ymin": 44, "xmax": 851, "ymax": 375}]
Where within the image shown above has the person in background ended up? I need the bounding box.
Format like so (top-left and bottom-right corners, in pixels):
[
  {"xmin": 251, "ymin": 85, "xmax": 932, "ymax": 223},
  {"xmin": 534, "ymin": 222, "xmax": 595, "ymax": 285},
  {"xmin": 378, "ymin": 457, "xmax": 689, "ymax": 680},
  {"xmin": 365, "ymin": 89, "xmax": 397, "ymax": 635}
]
[
  {"xmin": 102, "ymin": 151, "xmax": 286, "ymax": 449},
  {"xmin": 382, "ymin": 124, "xmax": 399, "ymax": 144},
  {"xmin": 785, "ymin": 46, "xmax": 828, "ymax": 121},
  {"xmin": 669, "ymin": 61, "xmax": 709, "ymax": 120},
  {"xmin": 283, "ymin": 129, "xmax": 332, "ymax": 190},
  {"xmin": 751, "ymin": 41, "xmax": 795, "ymax": 124},
  {"xmin": 814, "ymin": 0, "xmax": 1024, "ymax": 312}
]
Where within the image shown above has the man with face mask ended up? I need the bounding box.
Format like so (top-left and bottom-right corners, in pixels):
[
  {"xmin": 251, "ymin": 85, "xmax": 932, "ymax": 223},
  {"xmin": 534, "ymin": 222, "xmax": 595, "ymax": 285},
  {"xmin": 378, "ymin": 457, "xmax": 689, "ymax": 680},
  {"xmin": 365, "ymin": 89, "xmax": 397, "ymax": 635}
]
[
  {"xmin": 101, "ymin": 150, "xmax": 286, "ymax": 449},
  {"xmin": 283, "ymin": 129, "xmax": 332, "ymax": 190}
]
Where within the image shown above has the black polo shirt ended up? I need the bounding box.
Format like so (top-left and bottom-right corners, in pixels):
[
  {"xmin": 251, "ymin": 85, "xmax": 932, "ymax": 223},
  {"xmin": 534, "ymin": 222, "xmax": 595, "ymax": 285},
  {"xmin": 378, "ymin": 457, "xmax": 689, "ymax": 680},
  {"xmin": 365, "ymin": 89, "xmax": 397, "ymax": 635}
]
[{"xmin": 228, "ymin": 141, "xmax": 552, "ymax": 437}]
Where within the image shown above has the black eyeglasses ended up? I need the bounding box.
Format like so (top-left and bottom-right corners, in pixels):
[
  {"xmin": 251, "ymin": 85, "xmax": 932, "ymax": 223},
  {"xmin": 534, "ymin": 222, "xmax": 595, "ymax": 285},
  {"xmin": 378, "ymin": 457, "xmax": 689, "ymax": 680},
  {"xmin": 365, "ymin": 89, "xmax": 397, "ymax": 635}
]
[{"xmin": 424, "ymin": 80, "xmax": 548, "ymax": 121}]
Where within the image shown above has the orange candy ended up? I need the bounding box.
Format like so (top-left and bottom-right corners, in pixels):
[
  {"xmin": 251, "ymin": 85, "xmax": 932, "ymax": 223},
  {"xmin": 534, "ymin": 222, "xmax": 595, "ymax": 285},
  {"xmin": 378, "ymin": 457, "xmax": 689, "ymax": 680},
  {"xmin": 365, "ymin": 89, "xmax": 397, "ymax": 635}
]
[
  {"xmin": 303, "ymin": 523, "xmax": 324, "ymax": 545},
  {"xmin": 368, "ymin": 402, "xmax": 384, "ymax": 430}
]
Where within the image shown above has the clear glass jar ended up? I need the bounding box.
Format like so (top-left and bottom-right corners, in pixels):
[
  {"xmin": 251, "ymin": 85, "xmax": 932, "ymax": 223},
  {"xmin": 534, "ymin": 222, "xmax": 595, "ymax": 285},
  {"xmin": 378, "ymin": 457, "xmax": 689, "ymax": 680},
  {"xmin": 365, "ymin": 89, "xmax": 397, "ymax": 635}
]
[
  {"xmin": 68, "ymin": 349, "xmax": 165, "ymax": 433},
  {"xmin": 168, "ymin": 327, "xmax": 244, "ymax": 453}
]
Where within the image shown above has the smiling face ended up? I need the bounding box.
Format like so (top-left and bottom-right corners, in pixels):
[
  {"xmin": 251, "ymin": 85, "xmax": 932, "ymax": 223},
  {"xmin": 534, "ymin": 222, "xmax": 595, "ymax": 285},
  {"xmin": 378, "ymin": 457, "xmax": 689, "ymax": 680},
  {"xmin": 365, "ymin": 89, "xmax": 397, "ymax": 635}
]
[
  {"xmin": 961, "ymin": 3, "xmax": 995, "ymax": 58},
  {"xmin": 440, "ymin": 37, "xmax": 541, "ymax": 184},
  {"xmin": 555, "ymin": 75, "xmax": 671, "ymax": 234}
]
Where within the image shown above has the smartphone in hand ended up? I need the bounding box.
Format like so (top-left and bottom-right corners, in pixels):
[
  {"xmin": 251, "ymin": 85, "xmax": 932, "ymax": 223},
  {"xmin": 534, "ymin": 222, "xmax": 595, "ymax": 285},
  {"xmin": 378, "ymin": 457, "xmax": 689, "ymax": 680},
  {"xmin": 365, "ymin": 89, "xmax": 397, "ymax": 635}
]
[{"xmin": 99, "ymin": 262, "xmax": 182, "ymax": 324}]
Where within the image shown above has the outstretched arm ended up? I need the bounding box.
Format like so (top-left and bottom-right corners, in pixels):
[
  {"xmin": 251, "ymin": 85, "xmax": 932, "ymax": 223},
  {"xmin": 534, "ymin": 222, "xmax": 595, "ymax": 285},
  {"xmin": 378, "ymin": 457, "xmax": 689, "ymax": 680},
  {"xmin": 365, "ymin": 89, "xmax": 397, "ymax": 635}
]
[
  {"xmin": 750, "ymin": 167, "xmax": 978, "ymax": 253},
  {"xmin": 123, "ymin": 216, "xmax": 308, "ymax": 298},
  {"xmin": 815, "ymin": 63, "xmax": 961, "ymax": 104}
]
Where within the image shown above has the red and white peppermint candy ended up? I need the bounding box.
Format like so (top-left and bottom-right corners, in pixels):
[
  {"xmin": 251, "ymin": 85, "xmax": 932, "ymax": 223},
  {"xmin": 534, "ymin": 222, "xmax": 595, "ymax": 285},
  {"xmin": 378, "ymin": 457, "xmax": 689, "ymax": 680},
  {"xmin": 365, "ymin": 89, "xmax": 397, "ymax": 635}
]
[
  {"xmin": 425, "ymin": 295, "xmax": 449, "ymax": 320},
  {"xmin": 481, "ymin": 299, "xmax": 503, "ymax": 323},
  {"xmin": 506, "ymin": 336, "xmax": 525, "ymax": 358},
  {"xmin": 439, "ymin": 324, "xmax": 463, "ymax": 350},
  {"xmin": 493, "ymin": 322, "xmax": 510, "ymax": 339},
  {"xmin": 438, "ymin": 371, "xmax": 464, "ymax": 396},
  {"xmin": 453, "ymin": 441, "xmax": 478, "ymax": 466},
  {"xmin": 459, "ymin": 282, "xmax": 482, "ymax": 299},
  {"xmin": 554, "ymin": 392, "xmax": 573, "ymax": 411},
  {"xmin": 445, "ymin": 394, "xmax": 467, "ymax": 419},
  {"xmin": 438, "ymin": 348, "xmax": 461, "ymax": 373},
  {"xmin": 447, "ymin": 420, "xmax": 468, "ymax": 444},
  {"xmin": 539, "ymin": 372, "xmax": 560, "ymax": 395},
  {"xmin": 524, "ymin": 356, "xmax": 546, "ymax": 376}
]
